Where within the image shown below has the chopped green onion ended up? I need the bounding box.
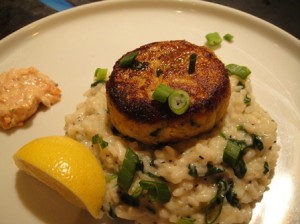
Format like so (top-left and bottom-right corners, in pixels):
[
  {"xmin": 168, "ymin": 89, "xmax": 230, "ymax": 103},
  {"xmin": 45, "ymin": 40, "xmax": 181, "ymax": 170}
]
[
  {"xmin": 244, "ymin": 95, "xmax": 251, "ymax": 106},
  {"xmin": 225, "ymin": 181, "xmax": 240, "ymax": 208},
  {"xmin": 223, "ymin": 140, "xmax": 243, "ymax": 167},
  {"xmin": 91, "ymin": 68, "xmax": 108, "ymax": 87},
  {"xmin": 223, "ymin": 139, "xmax": 247, "ymax": 178},
  {"xmin": 225, "ymin": 125, "xmax": 265, "ymax": 178},
  {"xmin": 225, "ymin": 64, "xmax": 251, "ymax": 80},
  {"xmin": 152, "ymin": 84, "xmax": 175, "ymax": 103},
  {"xmin": 117, "ymin": 147, "xmax": 139, "ymax": 192},
  {"xmin": 188, "ymin": 164, "xmax": 198, "ymax": 178},
  {"xmin": 219, "ymin": 132, "xmax": 227, "ymax": 139},
  {"xmin": 263, "ymin": 161, "xmax": 269, "ymax": 174},
  {"xmin": 223, "ymin": 33, "xmax": 234, "ymax": 42},
  {"xmin": 251, "ymin": 134, "xmax": 264, "ymax": 150},
  {"xmin": 168, "ymin": 89, "xmax": 190, "ymax": 115},
  {"xmin": 176, "ymin": 217, "xmax": 195, "ymax": 224},
  {"xmin": 139, "ymin": 180, "xmax": 171, "ymax": 203},
  {"xmin": 205, "ymin": 32, "xmax": 222, "ymax": 46},
  {"xmin": 92, "ymin": 134, "xmax": 108, "ymax": 149},
  {"xmin": 205, "ymin": 162, "xmax": 224, "ymax": 176},
  {"xmin": 131, "ymin": 186, "xmax": 144, "ymax": 198},
  {"xmin": 205, "ymin": 196, "xmax": 223, "ymax": 224},
  {"xmin": 119, "ymin": 51, "xmax": 138, "ymax": 68},
  {"xmin": 205, "ymin": 178, "xmax": 240, "ymax": 224},
  {"xmin": 205, "ymin": 179, "xmax": 226, "ymax": 224},
  {"xmin": 237, "ymin": 125, "xmax": 264, "ymax": 150},
  {"xmin": 91, "ymin": 80, "xmax": 102, "ymax": 87},
  {"xmin": 117, "ymin": 149, "xmax": 171, "ymax": 205},
  {"xmin": 188, "ymin": 53, "xmax": 197, "ymax": 74},
  {"xmin": 236, "ymin": 124, "xmax": 246, "ymax": 132},
  {"xmin": 94, "ymin": 68, "xmax": 107, "ymax": 81},
  {"xmin": 233, "ymin": 158, "xmax": 247, "ymax": 178},
  {"xmin": 152, "ymin": 85, "xmax": 190, "ymax": 115},
  {"xmin": 188, "ymin": 163, "xmax": 224, "ymax": 178},
  {"xmin": 231, "ymin": 138, "xmax": 248, "ymax": 151}
]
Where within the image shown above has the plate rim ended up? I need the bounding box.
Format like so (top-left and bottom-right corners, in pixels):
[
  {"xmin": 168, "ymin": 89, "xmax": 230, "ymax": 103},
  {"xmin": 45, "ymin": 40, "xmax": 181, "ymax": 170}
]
[{"xmin": 1, "ymin": 0, "xmax": 299, "ymax": 54}]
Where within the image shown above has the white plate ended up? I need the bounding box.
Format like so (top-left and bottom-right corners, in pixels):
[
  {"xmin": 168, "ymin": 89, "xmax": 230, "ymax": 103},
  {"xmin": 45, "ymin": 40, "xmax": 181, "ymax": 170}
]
[{"xmin": 0, "ymin": 0, "xmax": 299, "ymax": 223}]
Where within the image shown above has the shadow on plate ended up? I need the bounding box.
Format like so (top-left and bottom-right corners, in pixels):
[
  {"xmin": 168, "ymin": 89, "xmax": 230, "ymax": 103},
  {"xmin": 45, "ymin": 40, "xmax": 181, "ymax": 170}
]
[
  {"xmin": 15, "ymin": 171, "xmax": 114, "ymax": 224},
  {"xmin": 0, "ymin": 105, "xmax": 49, "ymax": 136}
]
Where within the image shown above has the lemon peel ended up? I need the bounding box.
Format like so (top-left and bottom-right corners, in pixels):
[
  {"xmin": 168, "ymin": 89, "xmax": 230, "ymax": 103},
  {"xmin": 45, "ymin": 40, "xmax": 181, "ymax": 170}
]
[{"xmin": 13, "ymin": 136, "xmax": 106, "ymax": 219}]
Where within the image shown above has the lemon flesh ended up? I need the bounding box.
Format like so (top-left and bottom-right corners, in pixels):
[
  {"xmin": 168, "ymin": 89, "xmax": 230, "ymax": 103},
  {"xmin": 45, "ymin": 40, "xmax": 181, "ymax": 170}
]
[{"xmin": 13, "ymin": 136, "xmax": 106, "ymax": 219}]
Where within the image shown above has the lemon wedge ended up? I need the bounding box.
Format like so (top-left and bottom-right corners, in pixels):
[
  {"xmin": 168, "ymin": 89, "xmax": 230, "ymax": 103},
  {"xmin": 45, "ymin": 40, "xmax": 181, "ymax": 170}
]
[{"xmin": 13, "ymin": 136, "xmax": 106, "ymax": 219}]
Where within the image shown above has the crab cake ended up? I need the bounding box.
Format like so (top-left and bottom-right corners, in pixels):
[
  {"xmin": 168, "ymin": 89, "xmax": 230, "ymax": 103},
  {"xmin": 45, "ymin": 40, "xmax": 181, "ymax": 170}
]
[{"xmin": 106, "ymin": 40, "xmax": 230, "ymax": 144}]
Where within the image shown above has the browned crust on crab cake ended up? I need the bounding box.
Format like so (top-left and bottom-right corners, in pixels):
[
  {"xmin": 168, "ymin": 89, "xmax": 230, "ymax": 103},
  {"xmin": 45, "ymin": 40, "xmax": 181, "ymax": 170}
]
[{"xmin": 106, "ymin": 40, "xmax": 231, "ymax": 144}]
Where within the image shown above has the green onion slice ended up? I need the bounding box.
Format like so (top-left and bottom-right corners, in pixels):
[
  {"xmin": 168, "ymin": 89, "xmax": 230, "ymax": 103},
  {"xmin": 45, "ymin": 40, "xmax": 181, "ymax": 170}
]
[
  {"xmin": 91, "ymin": 68, "xmax": 108, "ymax": 87},
  {"xmin": 233, "ymin": 159, "xmax": 247, "ymax": 178},
  {"xmin": 223, "ymin": 33, "xmax": 234, "ymax": 42},
  {"xmin": 131, "ymin": 186, "xmax": 144, "ymax": 198},
  {"xmin": 152, "ymin": 84, "xmax": 175, "ymax": 103},
  {"xmin": 223, "ymin": 140, "xmax": 242, "ymax": 167},
  {"xmin": 168, "ymin": 89, "xmax": 190, "ymax": 115},
  {"xmin": 188, "ymin": 53, "xmax": 197, "ymax": 74},
  {"xmin": 139, "ymin": 180, "xmax": 171, "ymax": 203},
  {"xmin": 205, "ymin": 198, "xmax": 223, "ymax": 224},
  {"xmin": 92, "ymin": 134, "xmax": 108, "ymax": 149},
  {"xmin": 205, "ymin": 180, "xmax": 226, "ymax": 224},
  {"xmin": 251, "ymin": 134, "xmax": 264, "ymax": 150},
  {"xmin": 94, "ymin": 68, "xmax": 107, "ymax": 81},
  {"xmin": 119, "ymin": 51, "xmax": 138, "ymax": 68},
  {"xmin": 188, "ymin": 164, "xmax": 198, "ymax": 178},
  {"xmin": 237, "ymin": 125, "xmax": 264, "ymax": 150},
  {"xmin": 205, "ymin": 178, "xmax": 241, "ymax": 224},
  {"xmin": 225, "ymin": 64, "xmax": 251, "ymax": 80},
  {"xmin": 205, "ymin": 32, "xmax": 222, "ymax": 46},
  {"xmin": 225, "ymin": 181, "xmax": 240, "ymax": 208},
  {"xmin": 91, "ymin": 68, "xmax": 107, "ymax": 87},
  {"xmin": 244, "ymin": 95, "xmax": 251, "ymax": 106},
  {"xmin": 223, "ymin": 138, "xmax": 249, "ymax": 179},
  {"xmin": 117, "ymin": 147, "xmax": 139, "ymax": 192},
  {"xmin": 205, "ymin": 162, "xmax": 224, "ymax": 176}
]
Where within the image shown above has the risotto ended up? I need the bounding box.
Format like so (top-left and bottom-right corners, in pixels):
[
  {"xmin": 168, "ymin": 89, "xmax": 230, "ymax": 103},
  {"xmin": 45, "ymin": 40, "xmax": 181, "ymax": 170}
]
[{"xmin": 65, "ymin": 70, "xmax": 279, "ymax": 223}]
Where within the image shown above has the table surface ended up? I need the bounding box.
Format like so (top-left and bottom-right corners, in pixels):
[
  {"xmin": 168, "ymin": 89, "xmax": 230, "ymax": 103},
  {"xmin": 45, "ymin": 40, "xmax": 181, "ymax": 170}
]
[{"xmin": 0, "ymin": 0, "xmax": 299, "ymax": 40}]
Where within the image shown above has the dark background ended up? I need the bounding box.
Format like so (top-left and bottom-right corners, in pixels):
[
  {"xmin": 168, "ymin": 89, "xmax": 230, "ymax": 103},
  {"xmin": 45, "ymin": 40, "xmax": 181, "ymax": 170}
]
[{"xmin": 0, "ymin": 0, "xmax": 299, "ymax": 40}]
